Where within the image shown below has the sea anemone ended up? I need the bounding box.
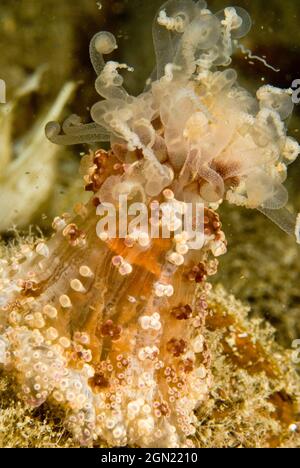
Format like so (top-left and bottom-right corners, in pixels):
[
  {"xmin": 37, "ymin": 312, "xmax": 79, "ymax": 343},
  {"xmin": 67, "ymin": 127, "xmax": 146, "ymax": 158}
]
[
  {"xmin": 46, "ymin": 0, "xmax": 300, "ymax": 237},
  {"xmin": 0, "ymin": 0, "xmax": 299, "ymax": 448}
]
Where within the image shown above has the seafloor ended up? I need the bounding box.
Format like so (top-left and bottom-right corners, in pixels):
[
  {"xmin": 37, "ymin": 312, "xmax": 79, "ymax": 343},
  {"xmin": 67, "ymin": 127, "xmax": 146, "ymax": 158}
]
[{"xmin": 0, "ymin": 0, "xmax": 300, "ymax": 448}]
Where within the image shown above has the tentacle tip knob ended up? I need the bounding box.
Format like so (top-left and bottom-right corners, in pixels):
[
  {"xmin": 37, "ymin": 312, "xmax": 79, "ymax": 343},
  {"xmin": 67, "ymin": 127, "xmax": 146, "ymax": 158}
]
[
  {"xmin": 45, "ymin": 121, "xmax": 60, "ymax": 140},
  {"xmin": 95, "ymin": 32, "xmax": 117, "ymax": 55}
]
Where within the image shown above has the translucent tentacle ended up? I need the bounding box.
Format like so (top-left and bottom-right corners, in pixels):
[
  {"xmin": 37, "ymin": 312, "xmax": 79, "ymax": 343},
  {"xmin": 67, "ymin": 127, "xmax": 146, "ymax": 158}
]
[
  {"xmin": 261, "ymin": 183, "xmax": 289, "ymax": 210},
  {"xmin": 174, "ymin": 15, "xmax": 221, "ymax": 78},
  {"xmin": 258, "ymin": 206, "xmax": 299, "ymax": 244},
  {"xmin": 89, "ymin": 31, "xmax": 117, "ymax": 76},
  {"xmin": 152, "ymin": 0, "xmax": 197, "ymax": 79},
  {"xmin": 95, "ymin": 66, "xmax": 130, "ymax": 101},
  {"xmin": 62, "ymin": 115, "xmax": 109, "ymax": 137},
  {"xmin": 198, "ymin": 165, "xmax": 225, "ymax": 201},
  {"xmin": 45, "ymin": 121, "xmax": 110, "ymax": 145}
]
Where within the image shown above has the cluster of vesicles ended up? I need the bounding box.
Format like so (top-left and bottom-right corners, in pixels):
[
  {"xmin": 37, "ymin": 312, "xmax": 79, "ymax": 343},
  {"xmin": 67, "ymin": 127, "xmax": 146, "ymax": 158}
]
[
  {"xmin": 46, "ymin": 0, "xmax": 299, "ymax": 226},
  {"xmin": 0, "ymin": 146, "xmax": 226, "ymax": 447}
]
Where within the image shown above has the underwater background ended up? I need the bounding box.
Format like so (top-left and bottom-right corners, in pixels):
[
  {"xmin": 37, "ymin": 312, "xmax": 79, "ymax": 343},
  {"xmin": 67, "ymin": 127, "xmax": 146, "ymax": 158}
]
[{"xmin": 0, "ymin": 0, "xmax": 300, "ymax": 447}]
